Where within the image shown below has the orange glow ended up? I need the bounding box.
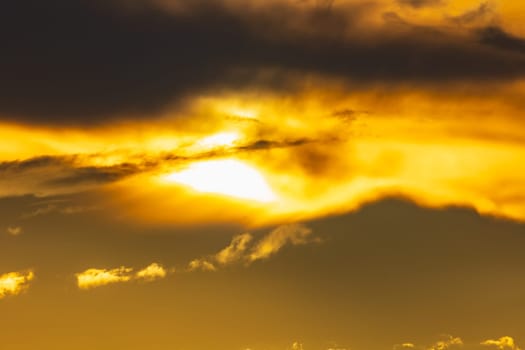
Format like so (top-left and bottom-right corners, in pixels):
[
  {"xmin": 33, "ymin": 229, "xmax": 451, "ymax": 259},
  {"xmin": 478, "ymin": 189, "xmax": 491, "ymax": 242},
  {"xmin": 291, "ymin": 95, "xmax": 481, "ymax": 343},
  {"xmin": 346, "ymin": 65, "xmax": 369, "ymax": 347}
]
[
  {"xmin": 1, "ymin": 83, "xmax": 525, "ymax": 225},
  {"xmin": 162, "ymin": 159, "xmax": 276, "ymax": 203}
]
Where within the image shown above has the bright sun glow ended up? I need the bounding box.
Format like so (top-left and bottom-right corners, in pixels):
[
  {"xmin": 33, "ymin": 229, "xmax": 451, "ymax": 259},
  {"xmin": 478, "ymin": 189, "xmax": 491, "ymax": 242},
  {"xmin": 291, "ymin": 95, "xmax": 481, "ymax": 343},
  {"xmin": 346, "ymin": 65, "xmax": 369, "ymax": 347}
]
[
  {"xmin": 164, "ymin": 160, "xmax": 276, "ymax": 203},
  {"xmin": 196, "ymin": 132, "xmax": 239, "ymax": 149}
]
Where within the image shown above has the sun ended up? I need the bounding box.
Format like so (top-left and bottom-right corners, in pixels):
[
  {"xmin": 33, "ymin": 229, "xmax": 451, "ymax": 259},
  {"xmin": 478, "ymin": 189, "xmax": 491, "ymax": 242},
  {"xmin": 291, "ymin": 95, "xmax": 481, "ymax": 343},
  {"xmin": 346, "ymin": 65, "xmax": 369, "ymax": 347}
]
[{"xmin": 163, "ymin": 159, "xmax": 276, "ymax": 203}]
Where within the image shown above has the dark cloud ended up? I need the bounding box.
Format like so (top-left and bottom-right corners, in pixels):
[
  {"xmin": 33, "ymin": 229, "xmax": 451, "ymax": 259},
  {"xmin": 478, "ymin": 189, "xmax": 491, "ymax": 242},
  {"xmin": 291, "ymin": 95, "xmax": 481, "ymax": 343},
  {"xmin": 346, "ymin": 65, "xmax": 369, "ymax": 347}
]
[
  {"xmin": 449, "ymin": 2, "xmax": 494, "ymax": 25},
  {"xmin": 1, "ymin": 0, "xmax": 525, "ymax": 124},
  {"xmin": 44, "ymin": 164, "xmax": 141, "ymax": 187},
  {"xmin": 0, "ymin": 155, "xmax": 142, "ymax": 195},
  {"xmin": 236, "ymin": 138, "xmax": 313, "ymax": 151},
  {"xmin": 479, "ymin": 26, "xmax": 525, "ymax": 54},
  {"xmin": 0, "ymin": 136, "xmax": 315, "ymax": 195},
  {"xmin": 0, "ymin": 156, "xmax": 68, "ymax": 173},
  {"xmin": 397, "ymin": 0, "xmax": 443, "ymax": 8}
]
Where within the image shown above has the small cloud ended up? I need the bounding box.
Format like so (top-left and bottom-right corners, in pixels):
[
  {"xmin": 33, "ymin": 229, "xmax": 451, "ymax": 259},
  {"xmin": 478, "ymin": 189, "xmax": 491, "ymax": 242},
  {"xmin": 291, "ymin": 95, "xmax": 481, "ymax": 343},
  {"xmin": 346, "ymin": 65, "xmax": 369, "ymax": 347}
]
[
  {"xmin": 0, "ymin": 270, "xmax": 34, "ymax": 299},
  {"xmin": 135, "ymin": 263, "xmax": 167, "ymax": 281},
  {"xmin": 6, "ymin": 226, "xmax": 22, "ymax": 236},
  {"xmin": 291, "ymin": 342, "xmax": 304, "ymax": 350},
  {"xmin": 215, "ymin": 233, "xmax": 253, "ymax": 265},
  {"xmin": 482, "ymin": 337, "xmax": 521, "ymax": 350},
  {"xmin": 249, "ymin": 224, "xmax": 316, "ymax": 262},
  {"xmin": 187, "ymin": 259, "xmax": 217, "ymax": 272},
  {"xmin": 394, "ymin": 343, "xmax": 416, "ymax": 350},
  {"xmin": 76, "ymin": 267, "xmax": 133, "ymax": 289},
  {"xmin": 427, "ymin": 335, "xmax": 463, "ymax": 350}
]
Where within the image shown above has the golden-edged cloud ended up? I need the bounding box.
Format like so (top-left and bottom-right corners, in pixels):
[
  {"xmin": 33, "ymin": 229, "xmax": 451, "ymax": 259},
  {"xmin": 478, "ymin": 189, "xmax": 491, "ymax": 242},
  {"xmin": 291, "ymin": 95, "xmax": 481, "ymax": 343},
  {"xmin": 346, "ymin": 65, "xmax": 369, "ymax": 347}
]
[
  {"xmin": 215, "ymin": 233, "xmax": 253, "ymax": 265},
  {"xmin": 1, "ymin": 0, "xmax": 525, "ymax": 230},
  {"xmin": 76, "ymin": 267, "xmax": 133, "ymax": 289},
  {"xmin": 482, "ymin": 337, "xmax": 521, "ymax": 350},
  {"xmin": 249, "ymin": 224, "xmax": 316, "ymax": 262},
  {"xmin": 394, "ymin": 343, "xmax": 416, "ymax": 349},
  {"xmin": 188, "ymin": 224, "xmax": 317, "ymax": 273},
  {"xmin": 427, "ymin": 335, "xmax": 463, "ymax": 350},
  {"xmin": 76, "ymin": 263, "xmax": 169, "ymax": 289},
  {"xmin": 0, "ymin": 270, "xmax": 34, "ymax": 299},
  {"xmin": 187, "ymin": 259, "xmax": 217, "ymax": 272},
  {"xmin": 135, "ymin": 263, "xmax": 168, "ymax": 282}
]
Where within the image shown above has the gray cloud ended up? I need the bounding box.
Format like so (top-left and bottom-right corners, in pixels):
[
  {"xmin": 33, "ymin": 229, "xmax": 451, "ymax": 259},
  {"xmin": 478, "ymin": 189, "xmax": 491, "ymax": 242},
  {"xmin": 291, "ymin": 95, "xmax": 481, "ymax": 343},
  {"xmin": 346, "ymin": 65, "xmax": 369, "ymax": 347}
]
[
  {"xmin": 1, "ymin": 0, "xmax": 525, "ymax": 125},
  {"xmin": 397, "ymin": 0, "xmax": 443, "ymax": 8}
]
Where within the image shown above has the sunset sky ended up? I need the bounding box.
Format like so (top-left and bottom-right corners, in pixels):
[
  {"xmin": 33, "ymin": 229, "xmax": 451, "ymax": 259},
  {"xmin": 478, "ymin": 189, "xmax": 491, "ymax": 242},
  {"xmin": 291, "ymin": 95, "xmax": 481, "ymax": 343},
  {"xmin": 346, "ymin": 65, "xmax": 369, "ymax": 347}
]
[{"xmin": 1, "ymin": 0, "xmax": 525, "ymax": 349}]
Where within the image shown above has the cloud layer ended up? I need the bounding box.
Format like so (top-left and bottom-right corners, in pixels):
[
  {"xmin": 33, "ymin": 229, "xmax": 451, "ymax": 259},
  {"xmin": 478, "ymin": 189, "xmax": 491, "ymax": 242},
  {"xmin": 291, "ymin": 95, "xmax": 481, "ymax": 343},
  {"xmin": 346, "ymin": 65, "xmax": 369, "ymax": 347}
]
[{"xmin": 1, "ymin": 0, "xmax": 525, "ymax": 124}]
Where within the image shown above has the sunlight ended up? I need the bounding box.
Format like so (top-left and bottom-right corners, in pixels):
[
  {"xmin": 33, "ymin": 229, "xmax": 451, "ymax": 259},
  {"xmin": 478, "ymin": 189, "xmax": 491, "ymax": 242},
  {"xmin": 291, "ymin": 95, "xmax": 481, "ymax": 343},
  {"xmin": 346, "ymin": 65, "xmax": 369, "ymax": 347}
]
[
  {"xmin": 163, "ymin": 159, "xmax": 276, "ymax": 203},
  {"xmin": 196, "ymin": 132, "xmax": 239, "ymax": 149}
]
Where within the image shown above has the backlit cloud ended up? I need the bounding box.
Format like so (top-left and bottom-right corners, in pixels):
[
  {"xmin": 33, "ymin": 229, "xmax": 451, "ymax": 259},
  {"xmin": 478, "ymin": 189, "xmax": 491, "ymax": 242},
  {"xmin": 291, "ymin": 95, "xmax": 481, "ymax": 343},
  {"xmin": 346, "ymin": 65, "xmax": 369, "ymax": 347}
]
[
  {"xmin": 215, "ymin": 233, "xmax": 253, "ymax": 265},
  {"xmin": 186, "ymin": 224, "xmax": 316, "ymax": 272},
  {"xmin": 76, "ymin": 267, "xmax": 133, "ymax": 289},
  {"xmin": 427, "ymin": 335, "xmax": 463, "ymax": 350},
  {"xmin": 249, "ymin": 224, "xmax": 316, "ymax": 262},
  {"xmin": 0, "ymin": 270, "xmax": 34, "ymax": 299},
  {"xmin": 187, "ymin": 259, "xmax": 217, "ymax": 272},
  {"xmin": 77, "ymin": 262, "xmax": 171, "ymax": 289},
  {"xmin": 135, "ymin": 263, "xmax": 168, "ymax": 282},
  {"xmin": 482, "ymin": 337, "xmax": 521, "ymax": 350}
]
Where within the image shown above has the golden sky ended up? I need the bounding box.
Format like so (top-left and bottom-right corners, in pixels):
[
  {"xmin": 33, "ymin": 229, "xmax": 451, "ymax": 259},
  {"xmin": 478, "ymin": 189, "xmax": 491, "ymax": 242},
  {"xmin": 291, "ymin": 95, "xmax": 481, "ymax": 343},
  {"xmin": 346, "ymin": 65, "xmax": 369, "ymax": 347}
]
[{"xmin": 1, "ymin": 0, "xmax": 525, "ymax": 349}]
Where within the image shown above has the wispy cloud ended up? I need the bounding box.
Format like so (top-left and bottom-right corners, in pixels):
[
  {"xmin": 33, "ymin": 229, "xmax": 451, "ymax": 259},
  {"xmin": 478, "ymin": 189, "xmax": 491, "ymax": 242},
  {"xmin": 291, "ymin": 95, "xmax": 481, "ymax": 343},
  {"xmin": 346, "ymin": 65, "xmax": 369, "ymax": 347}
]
[
  {"xmin": 0, "ymin": 270, "xmax": 34, "ymax": 299},
  {"xmin": 6, "ymin": 226, "xmax": 22, "ymax": 236},
  {"xmin": 77, "ymin": 225, "xmax": 317, "ymax": 290},
  {"xmin": 187, "ymin": 224, "xmax": 317, "ymax": 273},
  {"xmin": 135, "ymin": 263, "xmax": 168, "ymax": 282},
  {"xmin": 215, "ymin": 233, "xmax": 253, "ymax": 265},
  {"xmin": 76, "ymin": 263, "xmax": 170, "ymax": 289},
  {"xmin": 187, "ymin": 259, "xmax": 217, "ymax": 272},
  {"xmin": 249, "ymin": 224, "xmax": 316, "ymax": 262},
  {"xmin": 427, "ymin": 335, "xmax": 463, "ymax": 350},
  {"xmin": 482, "ymin": 337, "xmax": 521, "ymax": 350},
  {"xmin": 76, "ymin": 267, "xmax": 133, "ymax": 289},
  {"xmin": 290, "ymin": 342, "xmax": 304, "ymax": 350}
]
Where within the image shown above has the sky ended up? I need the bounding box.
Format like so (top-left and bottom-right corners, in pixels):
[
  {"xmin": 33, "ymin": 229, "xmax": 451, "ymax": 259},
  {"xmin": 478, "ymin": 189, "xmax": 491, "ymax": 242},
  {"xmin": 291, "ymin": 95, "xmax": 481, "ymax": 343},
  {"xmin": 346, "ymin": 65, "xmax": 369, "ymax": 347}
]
[{"xmin": 1, "ymin": 0, "xmax": 525, "ymax": 349}]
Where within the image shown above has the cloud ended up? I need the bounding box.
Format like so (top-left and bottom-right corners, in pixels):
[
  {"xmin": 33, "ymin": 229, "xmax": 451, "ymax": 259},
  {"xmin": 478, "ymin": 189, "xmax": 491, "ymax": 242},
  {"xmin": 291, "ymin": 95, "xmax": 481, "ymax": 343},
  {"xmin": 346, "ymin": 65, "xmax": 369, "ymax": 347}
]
[
  {"xmin": 0, "ymin": 270, "xmax": 34, "ymax": 299},
  {"xmin": 186, "ymin": 224, "xmax": 316, "ymax": 272},
  {"xmin": 2, "ymin": 0, "xmax": 525, "ymax": 124},
  {"xmin": 427, "ymin": 335, "xmax": 463, "ymax": 350},
  {"xmin": 479, "ymin": 26, "xmax": 525, "ymax": 54},
  {"xmin": 482, "ymin": 337, "xmax": 521, "ymax": 350},
  {"xmin": 394, "ymin": 343, "xmax": 416, "ymax": 349},
  {"xmin": 135, "ymin": 263, "xmax": 168, "ymax": 281},
  {"xmin": 0, "ymin": 135, "xmax": 313, "ymax": 198},
  {"xmin": 449, "ymin": 2, "xmax": 495, "ymax": 26},
  {"xmin": 6, "ymin": 226, "xmax": 22, "ymax": 236},
  {"xmin": 0, "ymin": 155, "xmax": 143, "ymax": 197},
  {"xmin": 187, "ymin": 259, "xmax": 217, "ymax": 272},
  {"xmin": 76, "ymin": 267, "xmax": 133, "ymax": 289},
  {"xmin": 249, "ymin": 224, "xmax": 316, "ymax": 262},
  {"xmin": 291, "ymin": 342, "xmax": 304, "ymax": 350},
  {"xmin": 77, "ymin": 262, "xmax": 170, "ymax": 289},
  {"xmin": 397, "ymin": 0, "xmax": 443, "ymax": 8},
  {"xmin": 215, "ymin": 233, "xmax": 253, "ymax": 265}
]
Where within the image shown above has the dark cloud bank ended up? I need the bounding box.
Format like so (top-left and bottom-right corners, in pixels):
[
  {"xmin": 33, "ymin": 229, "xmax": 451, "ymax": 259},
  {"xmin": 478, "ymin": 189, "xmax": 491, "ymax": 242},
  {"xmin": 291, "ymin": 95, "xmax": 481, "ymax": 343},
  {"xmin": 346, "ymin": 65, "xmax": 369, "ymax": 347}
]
[{"xmin": 1, "ymin": 0, "xmax": 525, "ymax": 125}]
